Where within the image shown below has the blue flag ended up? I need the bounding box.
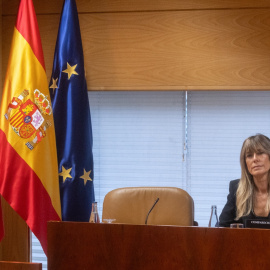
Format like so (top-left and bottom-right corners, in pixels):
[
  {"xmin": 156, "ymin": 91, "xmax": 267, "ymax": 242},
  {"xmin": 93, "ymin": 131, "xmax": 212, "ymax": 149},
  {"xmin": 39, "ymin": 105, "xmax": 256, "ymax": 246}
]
[{"xmin": 49, "ymin": 0, "xmax": 94, "ymax": 221}]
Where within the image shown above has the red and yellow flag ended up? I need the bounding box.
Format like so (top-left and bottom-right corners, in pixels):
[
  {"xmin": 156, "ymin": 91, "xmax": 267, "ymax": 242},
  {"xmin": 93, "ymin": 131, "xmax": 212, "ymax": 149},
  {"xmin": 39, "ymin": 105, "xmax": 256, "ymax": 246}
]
[{"xmin": 0, "ymin": 0, "xmax": 61, "ymax": 255}]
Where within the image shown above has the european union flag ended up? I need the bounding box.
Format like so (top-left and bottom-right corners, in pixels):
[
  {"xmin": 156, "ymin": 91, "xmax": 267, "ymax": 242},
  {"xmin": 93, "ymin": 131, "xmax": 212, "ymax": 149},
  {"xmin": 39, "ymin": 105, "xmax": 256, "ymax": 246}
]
[{"xmin": 49, "ymin": 0, "xmax": 94, "ymax": 221}]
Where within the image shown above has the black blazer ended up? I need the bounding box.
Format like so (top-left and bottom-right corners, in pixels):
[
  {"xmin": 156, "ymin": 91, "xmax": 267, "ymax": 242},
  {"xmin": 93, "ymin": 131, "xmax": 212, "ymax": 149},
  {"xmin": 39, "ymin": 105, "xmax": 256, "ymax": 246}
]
[
  {"xmin": 219, "ymin": 179, "xmax": 270, "ymax": 227},
  {"xmin": 219, "ymin": 179, "xmax": 239, "ymax": 227}
]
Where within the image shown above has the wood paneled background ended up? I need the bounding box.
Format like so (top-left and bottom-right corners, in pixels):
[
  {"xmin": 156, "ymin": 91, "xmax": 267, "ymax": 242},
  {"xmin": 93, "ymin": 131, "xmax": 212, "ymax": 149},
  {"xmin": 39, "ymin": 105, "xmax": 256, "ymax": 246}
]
[
  {"xmin": 1, "ymin": 0, "xmax": 270, "ymax": 263},
  {"xmin": 2, "ymin": 0, "xmax": 270, "ymax": 91}
]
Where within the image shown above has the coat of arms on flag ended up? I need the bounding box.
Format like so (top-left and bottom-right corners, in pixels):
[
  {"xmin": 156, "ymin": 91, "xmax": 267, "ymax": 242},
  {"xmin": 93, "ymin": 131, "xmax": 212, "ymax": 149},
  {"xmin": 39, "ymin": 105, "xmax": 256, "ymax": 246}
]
[
  {"xmin": 0, "ymin": 0, "xmax": 61, "ymax": 255},
  {"xmin": 4, "ymin": 89, "xmax": 52, "ymax": 150}
]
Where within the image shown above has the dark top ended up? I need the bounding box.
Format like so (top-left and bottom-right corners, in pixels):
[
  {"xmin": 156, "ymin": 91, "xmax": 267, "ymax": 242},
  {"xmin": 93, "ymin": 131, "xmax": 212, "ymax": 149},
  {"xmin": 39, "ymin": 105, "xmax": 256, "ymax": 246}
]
[{"xmin": 219, "ymin": 179, "xmax": 270, "ymax": 227}]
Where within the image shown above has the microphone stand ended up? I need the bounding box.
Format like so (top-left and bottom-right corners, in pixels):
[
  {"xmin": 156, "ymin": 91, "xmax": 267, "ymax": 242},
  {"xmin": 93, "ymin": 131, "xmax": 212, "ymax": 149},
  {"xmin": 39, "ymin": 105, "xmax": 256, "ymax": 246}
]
[{"xmin": 145, "ymin": 198, "xmax": 160, "ymax": 225}]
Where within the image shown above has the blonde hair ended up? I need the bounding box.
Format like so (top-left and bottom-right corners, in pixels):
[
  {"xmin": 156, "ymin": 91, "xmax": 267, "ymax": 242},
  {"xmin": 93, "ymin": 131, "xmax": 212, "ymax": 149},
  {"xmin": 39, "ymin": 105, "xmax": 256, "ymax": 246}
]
[{"xmin": 236, "ymin": 134, "xmax": 270, "ymax": 219}]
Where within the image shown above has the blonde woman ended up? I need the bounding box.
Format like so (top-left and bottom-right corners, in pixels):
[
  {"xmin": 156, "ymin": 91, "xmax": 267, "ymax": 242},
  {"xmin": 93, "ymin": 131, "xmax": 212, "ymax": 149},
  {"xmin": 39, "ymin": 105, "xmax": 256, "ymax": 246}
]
[{"xmin": 219, "ymin": 134, "xmax": 270, "ymax": 227}]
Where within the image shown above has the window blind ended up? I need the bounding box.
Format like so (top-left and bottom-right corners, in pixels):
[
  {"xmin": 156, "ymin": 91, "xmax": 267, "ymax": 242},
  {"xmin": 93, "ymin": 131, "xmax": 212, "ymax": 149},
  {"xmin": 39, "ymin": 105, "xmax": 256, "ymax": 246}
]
[
  {"xmin": 89, "ymin": 91, "xmax": 186, "ymax": 216},
  {"xmin": 187, "ymin": 91, "xmax": 270, "ymax": 226},
  {"xmin": 31, "ymin": 234, "xmax": 46, "ymax": 269}
]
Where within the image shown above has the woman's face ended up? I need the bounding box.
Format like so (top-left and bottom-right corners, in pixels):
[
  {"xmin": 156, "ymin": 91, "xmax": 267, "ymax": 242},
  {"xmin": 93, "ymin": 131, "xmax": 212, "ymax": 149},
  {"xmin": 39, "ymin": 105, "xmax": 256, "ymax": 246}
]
[{"xmin": 245, "ymin": 150, "xmax": 270, "ymax": 179}]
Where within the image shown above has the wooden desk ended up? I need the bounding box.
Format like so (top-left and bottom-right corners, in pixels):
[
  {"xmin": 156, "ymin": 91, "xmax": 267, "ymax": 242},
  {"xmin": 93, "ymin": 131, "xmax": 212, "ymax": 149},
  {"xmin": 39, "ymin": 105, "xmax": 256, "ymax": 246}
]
[
  {"xmin": 0, "ymin": 261, "xmax": 42, "ymax": 270},
  {"xmin": 47, "ymin": 222, "xmax": 270, "ymax": 270}
]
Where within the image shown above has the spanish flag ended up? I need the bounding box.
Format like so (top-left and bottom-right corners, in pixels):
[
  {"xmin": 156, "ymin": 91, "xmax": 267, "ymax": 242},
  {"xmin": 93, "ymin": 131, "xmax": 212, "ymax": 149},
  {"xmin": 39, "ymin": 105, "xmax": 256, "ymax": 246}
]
[{"xmin": 0, "ymin": 0, "xmax": 61, "ymax": 255}]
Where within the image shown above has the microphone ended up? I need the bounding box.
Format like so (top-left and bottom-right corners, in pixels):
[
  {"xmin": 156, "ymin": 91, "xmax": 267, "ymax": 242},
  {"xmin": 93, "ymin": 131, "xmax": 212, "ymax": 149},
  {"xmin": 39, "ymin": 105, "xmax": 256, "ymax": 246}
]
[{"xmin": 145, "ymin": 198, "xmax": 159, "ymax": 225}]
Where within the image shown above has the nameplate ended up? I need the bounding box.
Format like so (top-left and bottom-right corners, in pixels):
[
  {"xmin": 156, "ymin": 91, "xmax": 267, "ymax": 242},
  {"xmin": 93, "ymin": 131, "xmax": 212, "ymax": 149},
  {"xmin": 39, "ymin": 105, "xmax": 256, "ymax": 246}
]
[{"xmin": 245, "ymin": 219, "xmax": 270, "ymax": 229}]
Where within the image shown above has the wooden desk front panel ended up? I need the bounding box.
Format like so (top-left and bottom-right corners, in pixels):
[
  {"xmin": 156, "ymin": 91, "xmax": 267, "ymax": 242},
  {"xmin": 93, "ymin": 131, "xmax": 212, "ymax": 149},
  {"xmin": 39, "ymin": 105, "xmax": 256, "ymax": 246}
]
[
  {"xmin": 0, "ymin": 261, "xmax": 42, "ymax": 270},
  {"xmin": 47, "ymin": 222, "xmax": 270, "ymax": 270}
]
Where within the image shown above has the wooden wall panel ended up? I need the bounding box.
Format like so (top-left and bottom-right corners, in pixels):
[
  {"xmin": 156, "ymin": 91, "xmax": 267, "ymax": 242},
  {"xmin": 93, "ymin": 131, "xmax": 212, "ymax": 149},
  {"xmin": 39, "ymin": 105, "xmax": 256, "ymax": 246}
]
[
  {"xmin": 79, "ymin": 9, "xmax": 270, "ymax": 90},
  {"xmin": 2, "ymin": 0, "xmax": 270, "ymax": 14},
  {"xmin": 2, "ymin": 7, "xmax": 270, "ymax": 90}
]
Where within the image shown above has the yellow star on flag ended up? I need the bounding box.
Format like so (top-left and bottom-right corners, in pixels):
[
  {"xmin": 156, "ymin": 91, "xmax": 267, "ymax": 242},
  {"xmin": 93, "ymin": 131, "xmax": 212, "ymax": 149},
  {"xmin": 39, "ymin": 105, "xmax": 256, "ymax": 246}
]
[
  {"xmin": 80, "ymin": 169, "xmax": 92, "ymax": 186},
  {"xmin": 59, "ymin": 166, "xmax": 72, "ymax": 183},
  {"xmin": 62, "ymin": 62, "xmax": 78, "ymax": 79},
  {"xmin": 49, "ymin": 77, "xmax": 58, "ymax": 92}
]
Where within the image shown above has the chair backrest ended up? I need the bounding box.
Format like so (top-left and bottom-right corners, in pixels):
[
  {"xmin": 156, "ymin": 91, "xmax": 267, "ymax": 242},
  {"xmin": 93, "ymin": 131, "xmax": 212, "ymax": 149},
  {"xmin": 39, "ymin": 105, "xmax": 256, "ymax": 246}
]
[{"xmin": 102, "ymin": 187, "xmax": 194, "ymax": 226}]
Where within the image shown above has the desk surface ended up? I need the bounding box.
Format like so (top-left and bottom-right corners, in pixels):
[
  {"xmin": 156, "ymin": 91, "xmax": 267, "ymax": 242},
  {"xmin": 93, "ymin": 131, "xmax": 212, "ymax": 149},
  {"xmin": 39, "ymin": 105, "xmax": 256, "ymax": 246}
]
[
  {"xmin": 48, "ymin": 222, "xmax": 270, "ymax": 270},
  {"xmin": 0, "ymin": 261, "xmax": 42, "ymax": 270}
]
